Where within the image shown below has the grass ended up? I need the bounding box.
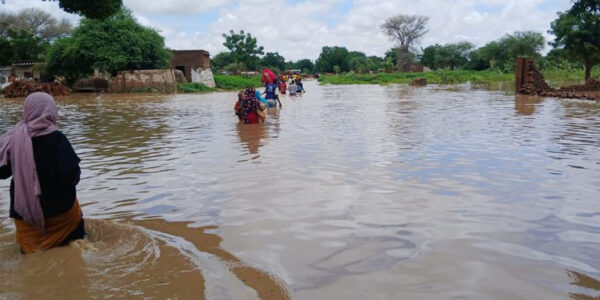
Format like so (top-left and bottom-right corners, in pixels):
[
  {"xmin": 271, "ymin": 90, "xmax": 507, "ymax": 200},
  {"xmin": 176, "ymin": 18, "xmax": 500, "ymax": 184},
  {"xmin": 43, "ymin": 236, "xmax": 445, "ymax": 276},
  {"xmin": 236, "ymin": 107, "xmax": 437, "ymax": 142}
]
[
  {"xmin": 177, "ymin": 82, "xmax": 216, "ymax": 93},
  {"xmin": 213, "ymin": 75, "xmax": 262, "ymax": 90},
  {"xmin": 318, "ymin": 70, "xmax": 513, "ymax": 85},
  {"xmin": 318, "ymin": 68, "xmax": 600, "ymax": 86},
  {"xmin": 542, "ymin": 68, "xmax": 600, "ymax": 83}
]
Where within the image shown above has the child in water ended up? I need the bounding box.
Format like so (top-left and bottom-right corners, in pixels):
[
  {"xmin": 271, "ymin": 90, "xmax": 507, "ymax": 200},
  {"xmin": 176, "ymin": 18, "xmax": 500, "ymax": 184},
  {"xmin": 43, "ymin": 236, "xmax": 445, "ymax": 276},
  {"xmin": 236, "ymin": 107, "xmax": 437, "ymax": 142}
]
[{"xmin": 288, "ymin": 81, "xmax": 297, "ymax": 96}]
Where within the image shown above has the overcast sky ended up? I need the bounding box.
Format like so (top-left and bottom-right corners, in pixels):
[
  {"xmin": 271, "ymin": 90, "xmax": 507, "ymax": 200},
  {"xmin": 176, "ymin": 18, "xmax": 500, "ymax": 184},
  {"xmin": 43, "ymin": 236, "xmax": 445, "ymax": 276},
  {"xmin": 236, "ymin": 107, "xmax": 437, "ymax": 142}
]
[{"xmin": 2, "ymin": 0, "xmax": 572, "ymax": 61}]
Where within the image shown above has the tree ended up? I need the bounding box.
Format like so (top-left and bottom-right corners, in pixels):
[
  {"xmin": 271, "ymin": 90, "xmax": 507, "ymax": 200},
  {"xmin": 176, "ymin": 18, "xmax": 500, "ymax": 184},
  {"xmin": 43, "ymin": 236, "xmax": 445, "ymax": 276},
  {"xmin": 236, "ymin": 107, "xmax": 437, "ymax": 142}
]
[
  {"xmin": 222, "ymin": 30, "xmax": 264, "ymax": 71},
  {"xmin": 0, "ymin": 37, "xmax": 12, "ymax": 65},
  {"xmin": 7, "ymin": 29, "xmax": 48, "ymax": 62},
  {"xmin": 260, "ymin": 52, "xmax": 286, "ymax": 71},
  {"xmin": 420, "ymin": 44, "xmax": 441, "ymax": 69},
  {"xmin": 381, "ymin": 14, "xmax": 429, "ymax": 71},
  {"xmin": 384, "ymin": 48, "xmax": 398, "ymax": 66},
  {"xmin": 440, "ymin": 42, "xmax": 473, "ymax": 70},
  {"xmin": 1, "ymin": 0, "xmax": 122, "ymax": 19},
  {"xmin": 550, "ymin": 5, "xmax": 600, "ymax": 80},
  {"xmin": 315, "ymin": 46, "xmax": 349, "ymax": 73},
  {"xmin": 349, "ymin": 56, "xmax": 369, "ymax": 73},
  {"xmin": 0, "ymin": 8, "xmax": 72, "ymax": 41},
  {"xmin": 45, "ymin": 8, "xmax": 171, "ymax": 84},
  {"xmin": 470, "ymin": 31, "xmax": 544, "ymax": 71},
  {"xmin": 571, "ymin": 0, "xmax": 600, "ymax": 14},
  {"xmin": 293, "ymin": 59, "xmax": 314, "ymax": 73},
  {"xmin": 0, "ymin": 29, "xmax": 48, "ymax": 65},
  {"xmin": 211, "ymin": 52, "xmax": 235, "ymax": 72},
  {"xmin": 367, "ymin": 56, "xmax": 384, "ymax": 71}
]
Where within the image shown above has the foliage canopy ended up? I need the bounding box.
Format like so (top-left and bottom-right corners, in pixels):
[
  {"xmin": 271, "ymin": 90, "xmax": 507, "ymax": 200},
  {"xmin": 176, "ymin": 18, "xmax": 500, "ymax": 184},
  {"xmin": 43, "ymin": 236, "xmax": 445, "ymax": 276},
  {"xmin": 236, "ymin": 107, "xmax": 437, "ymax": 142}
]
[{"xmin": 45, "ymin": 8, "xmax": 171, "ymax": 84}]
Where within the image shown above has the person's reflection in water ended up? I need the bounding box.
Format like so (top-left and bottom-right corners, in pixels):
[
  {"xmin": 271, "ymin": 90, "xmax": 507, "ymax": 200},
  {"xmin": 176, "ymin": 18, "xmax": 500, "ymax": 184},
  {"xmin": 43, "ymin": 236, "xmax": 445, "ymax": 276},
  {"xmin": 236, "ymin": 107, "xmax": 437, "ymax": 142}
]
[
  {"xmin": 515, "ymin": 95, "xmax": 543, "ymax": 115},
  {"xmin": 567, "ymin": 270, "xmax": 600, "ymax": 300},
  {"xmin": 236, "ymin": 122, "xmax": 269, "ymax": 155}
]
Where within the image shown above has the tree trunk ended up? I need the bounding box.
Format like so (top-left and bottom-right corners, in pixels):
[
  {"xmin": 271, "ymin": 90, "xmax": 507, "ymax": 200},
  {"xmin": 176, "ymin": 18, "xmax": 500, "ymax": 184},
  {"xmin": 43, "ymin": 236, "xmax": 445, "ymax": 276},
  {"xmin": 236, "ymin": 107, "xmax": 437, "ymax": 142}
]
[{"xmin": 585, "ymin": 60, "xmax": 592, "ymax": 81}]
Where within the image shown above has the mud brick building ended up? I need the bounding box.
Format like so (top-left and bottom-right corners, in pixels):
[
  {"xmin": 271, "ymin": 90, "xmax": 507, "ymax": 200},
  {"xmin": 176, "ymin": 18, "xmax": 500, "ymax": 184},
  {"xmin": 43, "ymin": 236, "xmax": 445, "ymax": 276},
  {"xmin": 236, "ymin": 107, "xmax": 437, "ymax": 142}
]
[{"xmin": 170, "ymin": 50, "xmax": 211, "ymax": 82}]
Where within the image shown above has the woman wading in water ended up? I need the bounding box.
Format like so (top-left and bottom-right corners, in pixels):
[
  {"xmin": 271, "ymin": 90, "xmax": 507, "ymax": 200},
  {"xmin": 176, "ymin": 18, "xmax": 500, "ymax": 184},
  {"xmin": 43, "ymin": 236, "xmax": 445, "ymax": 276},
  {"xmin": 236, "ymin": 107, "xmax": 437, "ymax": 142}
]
[{"xmin": 0, "ymin": 92, "xmax": 85, "ymax": 254}]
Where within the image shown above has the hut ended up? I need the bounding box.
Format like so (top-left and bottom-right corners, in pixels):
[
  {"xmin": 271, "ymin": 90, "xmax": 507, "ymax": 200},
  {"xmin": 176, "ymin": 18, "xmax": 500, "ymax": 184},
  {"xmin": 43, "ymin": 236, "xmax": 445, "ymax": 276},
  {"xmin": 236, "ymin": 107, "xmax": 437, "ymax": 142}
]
[{"xmin": 170, "ymin": 50, "xmax": 215, "ymax": 87}]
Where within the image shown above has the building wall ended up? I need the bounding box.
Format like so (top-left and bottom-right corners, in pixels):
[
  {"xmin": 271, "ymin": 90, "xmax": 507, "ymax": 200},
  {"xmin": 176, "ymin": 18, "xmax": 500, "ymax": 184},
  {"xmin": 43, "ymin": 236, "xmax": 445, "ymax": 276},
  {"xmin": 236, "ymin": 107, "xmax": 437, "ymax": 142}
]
[
  {"xmin": 170, "ymin": 50, "xmax": 211, "ymax": 82},
  {"xmin": 108, "ymin": 69, "xmax": 182, "ymax": 93}
]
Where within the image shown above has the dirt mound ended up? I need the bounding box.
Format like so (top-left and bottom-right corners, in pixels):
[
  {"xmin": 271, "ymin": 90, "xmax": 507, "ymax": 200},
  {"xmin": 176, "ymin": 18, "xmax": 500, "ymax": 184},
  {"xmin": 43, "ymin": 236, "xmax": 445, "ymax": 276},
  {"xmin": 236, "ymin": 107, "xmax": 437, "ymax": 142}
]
[{"xmin": 2, "ymin": 81, "xmax": 70, "ymax": 98}]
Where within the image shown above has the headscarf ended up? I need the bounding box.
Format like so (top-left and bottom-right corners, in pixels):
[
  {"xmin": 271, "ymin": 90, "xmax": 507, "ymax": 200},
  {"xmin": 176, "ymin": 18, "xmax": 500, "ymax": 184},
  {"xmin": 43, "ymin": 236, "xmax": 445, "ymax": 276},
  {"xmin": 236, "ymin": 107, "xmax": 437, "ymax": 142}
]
[
  {"xmin": 0, "ymin": 92, "xmax": 59, "ymax": 230},
  {"xmin": 239, "ymin": 88, "xmax": 260, "ymax": 124}
]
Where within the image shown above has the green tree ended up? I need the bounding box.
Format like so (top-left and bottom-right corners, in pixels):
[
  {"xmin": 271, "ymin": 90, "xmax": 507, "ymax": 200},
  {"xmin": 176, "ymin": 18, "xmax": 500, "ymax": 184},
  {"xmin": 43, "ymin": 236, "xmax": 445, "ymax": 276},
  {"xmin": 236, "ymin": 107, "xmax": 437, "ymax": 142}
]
[
  {"xmin": 315, "ymin": 46, "xmax": 349, "ymax": 73},
  {"xmin": 0, "ymin": 37, "xmax": 12, "ymax": 65},
  {"xmin": 211, "ymin": 52, "xmax": 235, "ymax": 72},
  {"xmin": 550, "ymin": 5, "xmax": 600, "ymax": 80},
  {"xmin": 349, "ymin": 56, "xmax": 369, "ymax": 73},
  {"xmin": 1, "ymin": 0, "xmax": 122, "ymax": 19},
  {"xmin": 260, "ymin": 52, "xmax": 286, "ymax": 71},
  {"xmin": 470, "ymin": 31, "xmax": 544, "ymax": 71},
  {"xmin": 1, "ymin": 29, "xmax": 48, "ymax": 63},
  {"xmin": 367, "ymin": 56, "xmax": 384, "ymax": 71},
  {"xmin": 45, "ymin": 8, "xmax": 170, "ymax": 84},
  {"xmin": 420, "ymin": 44, "xmax": 441, "ymax": 69},
  {"xmin": 438, "ymin": 42, "xmax": 473, "ymax": 70},
  {"xmin": 0, "ymin": 8, "xmax": 72, "ymax": 41},
  {"xmin": 293, "ymin": 59, "xmax": 314, "ymax": 73},
  {"xmin": 384, "ymin": 48, "xmax": 398, "ymax": 66},
  {"xmin": 222, "ymin": 30, "xmax": 264, "ymax": 71}
]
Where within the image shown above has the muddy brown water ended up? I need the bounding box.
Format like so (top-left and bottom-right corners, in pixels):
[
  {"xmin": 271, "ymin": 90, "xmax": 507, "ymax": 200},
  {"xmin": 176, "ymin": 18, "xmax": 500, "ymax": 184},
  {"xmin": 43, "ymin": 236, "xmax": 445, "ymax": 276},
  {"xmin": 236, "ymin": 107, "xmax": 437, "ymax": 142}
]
[{"xmin": 0, "ymin": 81, "xmax": 599, "ymax": 299}]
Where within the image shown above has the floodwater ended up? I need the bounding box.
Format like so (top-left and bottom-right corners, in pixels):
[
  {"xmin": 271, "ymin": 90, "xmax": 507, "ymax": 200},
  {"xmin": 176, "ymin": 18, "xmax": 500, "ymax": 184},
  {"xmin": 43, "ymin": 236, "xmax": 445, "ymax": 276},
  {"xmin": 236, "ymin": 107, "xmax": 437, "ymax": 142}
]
[{"xmin": 0, "ymin": 81, "xmax": 599, "ymax": 299}]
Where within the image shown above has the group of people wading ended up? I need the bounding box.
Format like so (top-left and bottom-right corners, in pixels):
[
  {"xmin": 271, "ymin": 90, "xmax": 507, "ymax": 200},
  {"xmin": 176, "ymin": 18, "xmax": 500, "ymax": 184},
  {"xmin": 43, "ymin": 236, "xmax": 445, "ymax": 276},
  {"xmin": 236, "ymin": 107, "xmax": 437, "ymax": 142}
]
[
  {"xmin": 0, "ymin": 71, "xmax": 307, "ymax": 254},
  {"xmin": 235, "ymin": 70, "xmax": 306, "ymax": 124}
]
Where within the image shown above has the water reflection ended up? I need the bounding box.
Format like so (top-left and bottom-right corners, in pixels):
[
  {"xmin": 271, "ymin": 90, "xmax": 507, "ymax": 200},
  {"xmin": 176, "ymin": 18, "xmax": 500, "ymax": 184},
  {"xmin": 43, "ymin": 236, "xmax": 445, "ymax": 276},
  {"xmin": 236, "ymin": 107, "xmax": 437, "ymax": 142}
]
[
  {"xmin": 0, "ymin": 81, "xmax": 599, "ymax": 299},
  {"xmin": 236, "ymin": 123, "xmax": 269, "ymax": 155},
  {"xmin": 568, "ymin": 270, "xmax": 600, "ymax": 300},
  {"xmin": 515, "ymin": 95, "xmax": 543, "ymax": 115}
]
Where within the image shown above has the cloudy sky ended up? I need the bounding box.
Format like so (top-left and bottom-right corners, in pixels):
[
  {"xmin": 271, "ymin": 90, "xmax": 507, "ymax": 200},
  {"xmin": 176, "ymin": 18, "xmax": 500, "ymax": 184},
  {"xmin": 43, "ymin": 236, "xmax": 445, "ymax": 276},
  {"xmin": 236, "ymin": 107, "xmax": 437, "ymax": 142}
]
[{"xmin": 2, "ymin": 0, "xmax": 572, "ymax": 61}]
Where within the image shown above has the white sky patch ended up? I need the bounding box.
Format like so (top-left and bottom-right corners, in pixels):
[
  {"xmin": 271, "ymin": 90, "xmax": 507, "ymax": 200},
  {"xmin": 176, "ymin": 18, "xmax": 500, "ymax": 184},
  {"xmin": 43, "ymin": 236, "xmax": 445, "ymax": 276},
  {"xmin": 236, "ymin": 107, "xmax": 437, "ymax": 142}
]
[{"xmin": 1, "ymin": 0, "xmax": 573, "ymax": 61}]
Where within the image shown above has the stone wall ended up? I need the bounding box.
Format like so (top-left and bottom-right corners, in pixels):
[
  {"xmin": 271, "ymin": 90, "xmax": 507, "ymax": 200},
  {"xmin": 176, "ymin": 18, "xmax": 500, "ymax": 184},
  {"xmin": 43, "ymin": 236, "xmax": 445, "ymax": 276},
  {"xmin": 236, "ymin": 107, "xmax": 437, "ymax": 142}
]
[
  {"xmin": 515, "ymin": 58, "xmax": 598, "ymax": 101},
  {"xmin": 108, "ymin": 69, "xmax": 183, "ymax": 93}
]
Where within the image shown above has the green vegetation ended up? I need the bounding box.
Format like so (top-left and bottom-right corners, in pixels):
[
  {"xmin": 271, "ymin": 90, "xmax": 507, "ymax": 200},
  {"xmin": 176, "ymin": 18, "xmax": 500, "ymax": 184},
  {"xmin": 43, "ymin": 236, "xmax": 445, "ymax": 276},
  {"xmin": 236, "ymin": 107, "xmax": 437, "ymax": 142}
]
[
  {"xmin": 0, "ymin": 8, "xmax": 72, "ymax": 42},
  {"xmin": 213, "ymin": 75, "xmax": 262, "ymax": 90},
  {"xmin": 319, "ymin": 68, "xmax": 600, "ymax": 86},
  {"xmin": 45, "ymin": 8, "xmax": 171, "ymax": 85},
  {"xmin": 1, "ymin": 0, "xmax": 122, "ymax": 19},
  {"xmin": 0, "ymin": 29, "xmax": 48, "ymax": 66},
  {"xmin": 550, "ymin": 2, "xmax": 600, "ymax": 80},
  {"xmin": 319, "ymin": 70, "xmax": 513, "ymax": 85},
  {"xmin": 222, "ymin": 30, "xmax": 264, "ymax": 73},
  {"xmin": 177, "ymin": 83, "xmax": 216, "ymax": 93},
  {"xmin": 381, "ymin": 14, "xmax": 429, "ymax": 71}
]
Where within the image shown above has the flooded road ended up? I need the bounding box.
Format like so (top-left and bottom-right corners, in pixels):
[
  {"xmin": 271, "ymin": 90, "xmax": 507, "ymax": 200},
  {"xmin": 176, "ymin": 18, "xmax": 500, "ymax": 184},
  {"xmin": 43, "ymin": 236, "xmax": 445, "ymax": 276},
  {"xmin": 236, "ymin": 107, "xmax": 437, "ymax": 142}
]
[{"xmin": 0, "ymin": 81, "xmax": 599, "ymax": 299}]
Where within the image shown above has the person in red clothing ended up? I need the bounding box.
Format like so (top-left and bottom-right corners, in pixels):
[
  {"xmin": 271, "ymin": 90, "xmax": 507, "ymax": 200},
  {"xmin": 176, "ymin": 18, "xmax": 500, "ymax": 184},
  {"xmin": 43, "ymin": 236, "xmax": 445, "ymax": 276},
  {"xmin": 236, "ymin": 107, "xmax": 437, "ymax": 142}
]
[{"xmin": 278, "ymin": 79, "xmax": 287, "ymax": 95}]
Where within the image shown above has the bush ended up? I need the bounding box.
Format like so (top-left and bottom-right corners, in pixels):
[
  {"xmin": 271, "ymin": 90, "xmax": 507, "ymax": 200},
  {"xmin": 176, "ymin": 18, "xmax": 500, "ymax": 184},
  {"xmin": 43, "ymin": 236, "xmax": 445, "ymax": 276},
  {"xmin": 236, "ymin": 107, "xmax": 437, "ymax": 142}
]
[
  {"xmin": 177, "ymin": 82, "xmax": 216, "ymax": 93},
  {"xmin": 318, "ymin": 70, "xmax": 514, "ymax": 85},
  {"xmin": 214, "ymin": 75, "xmax": 262, "ymax": 90}
]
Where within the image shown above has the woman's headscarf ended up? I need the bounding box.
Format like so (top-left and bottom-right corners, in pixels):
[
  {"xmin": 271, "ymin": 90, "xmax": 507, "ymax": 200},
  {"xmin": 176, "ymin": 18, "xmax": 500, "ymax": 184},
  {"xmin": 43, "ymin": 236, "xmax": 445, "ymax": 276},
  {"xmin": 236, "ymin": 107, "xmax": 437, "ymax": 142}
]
[{"xmin": 0, "ymin": 92, "xmax": 59, "ymax": 230}]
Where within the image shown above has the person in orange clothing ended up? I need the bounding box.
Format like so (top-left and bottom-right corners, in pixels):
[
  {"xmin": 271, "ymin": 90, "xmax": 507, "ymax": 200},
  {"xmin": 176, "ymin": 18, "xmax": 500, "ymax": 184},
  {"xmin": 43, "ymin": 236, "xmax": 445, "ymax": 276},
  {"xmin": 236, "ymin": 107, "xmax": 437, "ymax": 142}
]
[{"xmin": 0, "ymin": 92, "xmax": 85, "ymax": 254}]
